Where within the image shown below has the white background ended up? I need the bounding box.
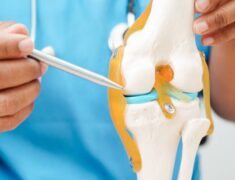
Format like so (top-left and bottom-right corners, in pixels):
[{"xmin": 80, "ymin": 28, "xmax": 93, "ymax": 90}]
[{"xmin": 201, "ymin": 111, "xmax": 235, "ymax": 180}]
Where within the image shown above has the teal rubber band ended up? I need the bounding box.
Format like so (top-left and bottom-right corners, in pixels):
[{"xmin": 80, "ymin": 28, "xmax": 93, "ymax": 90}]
[
  {"xmin": 125, "ymin": 89, "xmax": 198, "ymax": 105},
  {"xmin": 183, "ymin": 92, "xmax": 199, "ymax": 100},
  {"xmin": 125, "ymin": 90, "xmax": 159, "ymax": 104}
]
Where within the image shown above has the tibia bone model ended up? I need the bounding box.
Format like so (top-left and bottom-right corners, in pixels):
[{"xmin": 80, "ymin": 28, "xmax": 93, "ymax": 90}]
[{"xmin": 108, "ymin": 0, "xmax": 214, "ymax": 180}]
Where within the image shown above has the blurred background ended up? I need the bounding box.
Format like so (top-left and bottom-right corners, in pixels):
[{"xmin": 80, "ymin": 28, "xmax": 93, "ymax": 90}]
[{"xmin": 201, "ymin": 111, "xmax": 235, "ymax": 180}]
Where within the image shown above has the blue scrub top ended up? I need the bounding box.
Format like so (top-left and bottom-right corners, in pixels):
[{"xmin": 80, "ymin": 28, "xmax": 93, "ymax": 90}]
[{"xmin": 0, "ymin": 1, "xmax": 210, "ymax": 179}]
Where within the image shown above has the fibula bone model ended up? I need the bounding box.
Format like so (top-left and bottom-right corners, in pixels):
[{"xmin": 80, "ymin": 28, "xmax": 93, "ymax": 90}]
[{"xmin": 108, "ymin": 0, "xmax": 214, "ymax": 179}]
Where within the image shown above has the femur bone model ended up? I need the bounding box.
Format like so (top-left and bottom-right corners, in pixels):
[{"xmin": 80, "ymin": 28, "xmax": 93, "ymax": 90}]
[{"xmin": 108, "ymin": 0, "xmax": 214, "ymax": 180}]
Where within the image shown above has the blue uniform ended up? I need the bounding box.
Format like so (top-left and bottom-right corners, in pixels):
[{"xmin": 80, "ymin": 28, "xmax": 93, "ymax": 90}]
[{"xmin": 0, "ymin": 0, "xmax": 210, "ymax": 179}]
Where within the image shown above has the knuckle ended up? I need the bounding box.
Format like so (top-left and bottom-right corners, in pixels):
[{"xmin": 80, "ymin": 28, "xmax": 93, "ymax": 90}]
[
  {"xmin": 11, "ymin": 23, "xmax": 28, "ymax": 34},
  {"xmin": 0, "ymin": 95, "xmax": 11, "ymax": 115},
  {"xmin": 222, "ymin": 30, "xmax": 230, "ymax": 41},
  {"xmin": 1, "ymin": 39, "xmax": 10, "ymax": 57},
  {"xmin": 213, "ymin": 8, "xmax": 229, "ymax": 27},
  {"xmin": 29, "ymin": 103, "xmax": 34, "ymax": 112},
  {"xmin": 221, "ymin": 29, "xmax": 234, "ymax": 42},
  {"xmin": 0, "ymin": 106, "xmax": 32, "ymax": 132},
  {"xmin": 0, "ymin": 62, "xmax": 15, "ymax": 90},
  {"xmin": 0, "ymin": 70, "xmax": 5, "ymax": 89},
  {"xmin": 6, "ymin": 119, "xmax": 19, "ymax": 132},
  {"xmin": 3, "ymin": 37, "xmax": 17, "ymax": 58},
  {"xmin": 230, "ymin": 24, "xmax": 235, "ymax": 36},
  {"xmin": 215, "ymin": 26, "xmax": 235, "ymax": 43},
  {"xmin": 0, "ymin": 116, "xmax": 19, "ymax": 132},
  {"xmin": 10, "ymin": 115, "xmax": 22, "ymax": 130},
  {"xmin": 32, "ymin": 80, "xmax": 41, "ymax": 95},
  {"xmin": 0, "ymin": 95, "xmax": 16, "ymax": 116},
  {"xmin": 8, "ymin": 105, "xmax": 33, "ymax": 131},
  {"xmin": 27, "ymin": 58, "xmax": 42, "ymax": 77}
]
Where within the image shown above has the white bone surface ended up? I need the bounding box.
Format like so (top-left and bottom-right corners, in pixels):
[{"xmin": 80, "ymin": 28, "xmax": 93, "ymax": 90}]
[
  {"xmin": 122, "ymin": 0, "xmax": 203, "ymax": 95},
  {"xmin": 120, "ymin": 0, "xmax": 211, "ymax": 179},
  {"xmin": 125, "ymin": 100, "xmax": 210, "ymax": 180}
]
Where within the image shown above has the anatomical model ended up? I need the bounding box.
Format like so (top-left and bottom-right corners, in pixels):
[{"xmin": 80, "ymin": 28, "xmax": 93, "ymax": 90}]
[{"xmin": 108, "ymin": 0, "xmax": 214, "ymax": 180}]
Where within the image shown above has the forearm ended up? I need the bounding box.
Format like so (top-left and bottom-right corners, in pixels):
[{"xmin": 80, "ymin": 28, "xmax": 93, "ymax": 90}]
[{"xmin": 209, "ymin": 39, "xmax": 235, "ymax": 121}]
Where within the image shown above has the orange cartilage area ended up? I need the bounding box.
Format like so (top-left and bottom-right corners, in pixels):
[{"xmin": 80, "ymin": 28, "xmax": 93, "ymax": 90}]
[
  {"xmin": 108, "ymin": 47, "xmax": 142, "ymax": 172},
  {"xmin": 124, "ymin": 0, "xmax": 153, "ymax": 44},
  {"xmin": 108, "ymin": 0, "xmax": 154, "ymax": 172},
  {"xmin": 200, "ymin": 52, "xmax": 214, "ymax": 135},
  {"xmin": 156, "ymin": 65, "xmax": 174, "ymax": 82},
  {"xmin": 155, "ymin": 65, "xmax": 176, "ymax": 119}
]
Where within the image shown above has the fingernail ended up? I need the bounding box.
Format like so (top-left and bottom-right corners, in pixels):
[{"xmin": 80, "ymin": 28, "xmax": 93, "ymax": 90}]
[
  {"xmin": 40, "ymin": 63, "xmax": 48, "ymax": 75},
  {"xmin": 42, "ymin": 46, "xmax": 55, "ymax": 56},
  {"xmin": 7, "ymin": 24, "xmax": 29, "ymax": 35},
  {"xmin": 196, "ymin": 0, "xmax": 209, "ymax": 11},
  {"xmin": 19, "ymin": 38, "xmax": 34, "ymax": 53},
  {"xmin": 203, "ymin": 37, "xmax": 214, "ymax": 45},
  {"xmin": 195, "ymin": 21, "xmax": 209, "ymax": 34}
]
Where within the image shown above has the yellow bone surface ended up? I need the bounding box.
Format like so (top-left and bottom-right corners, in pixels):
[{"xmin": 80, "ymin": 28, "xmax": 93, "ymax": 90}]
[
  {"xmin": 108, "ymin": 47, "xmax": 141, "ymax": 172},
  {"xmin": 155, "ymin": 66, "xmax": 176, "ymax": 119},
  {"xmin": 200, "ymin": 52, "xmax": 214, "ymax": 135},
  {"xmin": 108, "ymin": 0, "xmax": 154, "ymax": 172},
  {"xmin": 124, "ymin": 0, "xmax": 153, "ymax": 44}
]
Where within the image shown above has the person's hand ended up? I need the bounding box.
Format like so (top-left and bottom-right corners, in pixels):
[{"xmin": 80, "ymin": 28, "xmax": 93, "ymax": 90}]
[
  {"xmin": 194, "ymin": 0, "xmax": 235, "ymax": 45},
  {"xmin": 0, "ymin": 22, "xmax": 47, "ymax": 132}
]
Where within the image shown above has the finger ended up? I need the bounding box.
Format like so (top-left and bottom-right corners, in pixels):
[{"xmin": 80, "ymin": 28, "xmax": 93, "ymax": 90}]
[
  {"xmin": 0, "ymin": 22, "xmax": 16, "ymax": 30},
  {"xmin": 0, "ymin": 80, "xmax": 40, "ymax": 117},
  {"xmin": 40, "ymin": 62, "xmax": 48, "ymax": 76},
  {"xmin": 202, "ymin": 22, "xmax": 235, "ymax": 45},
  {"xmin": 0, "ymin": 103, "xmax": 34, "ymax": 132},
  {"xmin": 195, "ymin": 0, "xmax": 228, "ymax": 13},
  {"xmin": 0, "ymin": 58, "xmax": 43, "ymax": 89},
  {"xmin": 5, "ymin": 23, "xmax": 29, "ymax": 35},
  {"xmin": 0, "ymin": 33, "xmax": 34, "ymax": 59},
  {"xmin": 194, "ymin": 1, "xmax": 235, "ymax": 35}
]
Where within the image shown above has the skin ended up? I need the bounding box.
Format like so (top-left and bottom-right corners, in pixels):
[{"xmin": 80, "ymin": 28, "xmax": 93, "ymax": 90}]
[
  {"xmin": 0, "ymin": 22, "xmax": 48, "ymax": 132},
  {"xmin": 194, "ymin": 0, "xmax": 235, "ymax": 121}
]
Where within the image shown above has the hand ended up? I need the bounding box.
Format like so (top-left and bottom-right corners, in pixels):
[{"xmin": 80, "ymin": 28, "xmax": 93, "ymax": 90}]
[
  {"xmin": 0, "ymin": 22, "xmax": 47, "ymax": 132},
  {"xmin": 194, "ymin": 0, "xmax": 235, "ymax": 45}
]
